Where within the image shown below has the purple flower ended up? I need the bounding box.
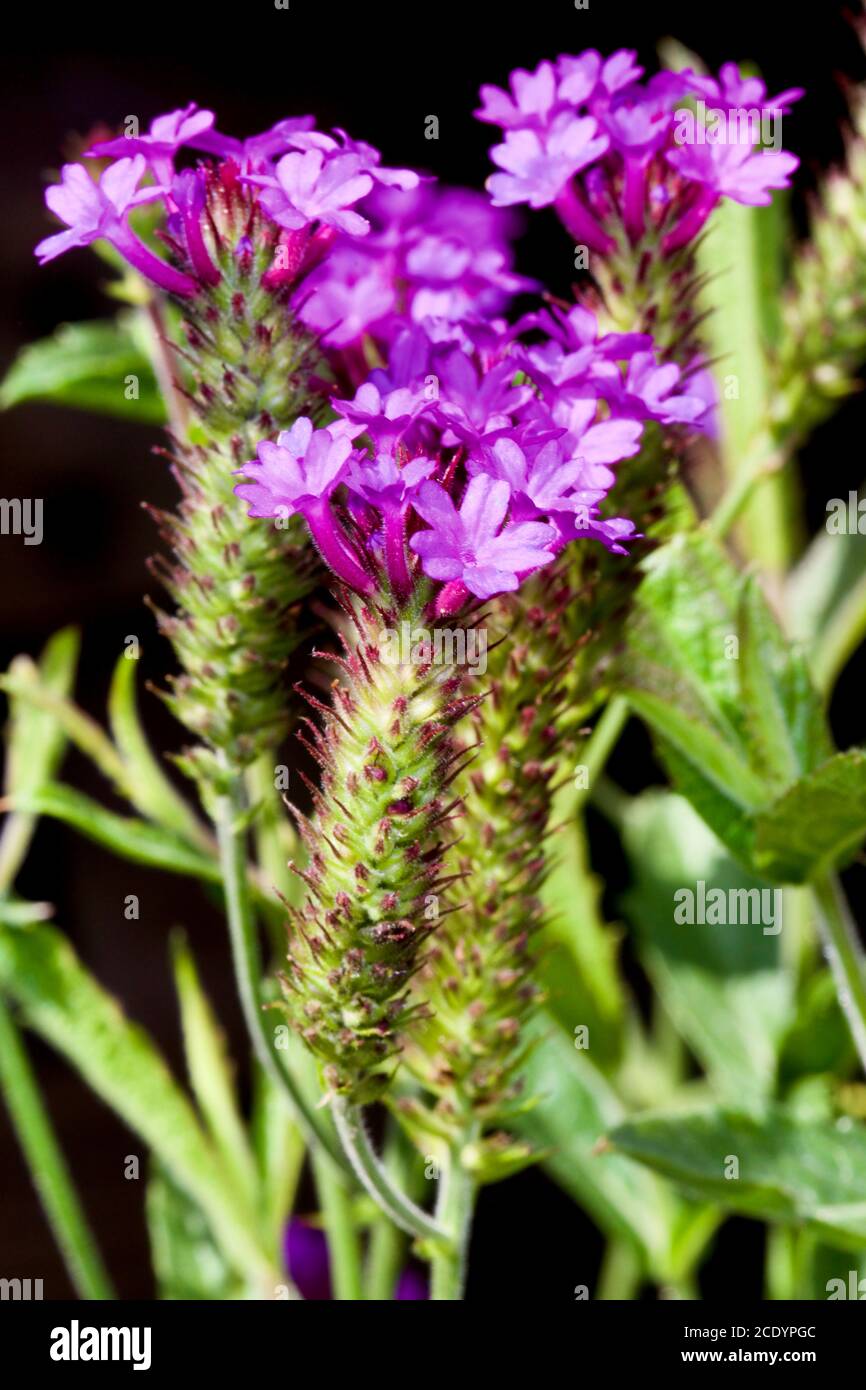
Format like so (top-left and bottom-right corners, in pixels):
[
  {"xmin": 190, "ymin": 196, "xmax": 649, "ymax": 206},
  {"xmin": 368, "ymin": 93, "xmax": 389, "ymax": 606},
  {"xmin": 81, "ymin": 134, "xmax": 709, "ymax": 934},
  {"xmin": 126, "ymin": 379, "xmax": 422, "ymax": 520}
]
[
  {"xmin": 187, "ymin": 115, "xmax": 316, "ymax": 166},
  {"xmin": 282, "ymin": 128, "xmax": 420, "ymax": 191},
  {"xmin": 475, "ymin": 60, "xmax": 560, "ymax": 129},
  {"xmin": 235, "ymin": 419, "xmax": 373, "ymax": 595},
  {"xmin": 235, "ymin": 417, "xmax": 353, "ymax": 516},
  {"xmin": 431, "ymin": 350, "xmax": 532, "ymax": 449},
  {"xmin": 171, "ymin": 169, "xmax": 219, "ymax": 285},
  {"xmin": 611, "ymin": 351, "xmax": 713, "ymax": 426},
  {"xmin": 244, "ymin": 149, "xmax": 374, "ymax": 236},
  {"xmin": 347, "ymin": 450, "xmax": 436, "ymax": 598},
  {"xmin": 471, "ymin": 435, "xmax": 615, "ymax": 523},
  {"xmin": 487, "ymin": 113, "xmax": 609, "ymax": 208},
  {"xmin": 689, "ymin": 62, "xmax": 803, "ymax": 116},
  {"xmin": 297, "ymin": 184, "xmax": 533, "ymax": 348},
  {"xmin": 409, "ymin": 474, "xmax": 556, "ymax": 598},
  {"xmin": 666, "ymin": 141, "xmax": 799, "ymax": 206},
  {"xmin": 35, "ymin": 157, "xmax": 197, "ymax": 297},
  {"xmin": 333, "ymin": 380, "xmax": 434, "ymax": 447},
  {"xmin": 285, "ymin": 1220, "xmax": 331, "ymax": 1301},
  {"xmin": 89, "ymin": 104, "xmax": 215, "ymax": 185}
]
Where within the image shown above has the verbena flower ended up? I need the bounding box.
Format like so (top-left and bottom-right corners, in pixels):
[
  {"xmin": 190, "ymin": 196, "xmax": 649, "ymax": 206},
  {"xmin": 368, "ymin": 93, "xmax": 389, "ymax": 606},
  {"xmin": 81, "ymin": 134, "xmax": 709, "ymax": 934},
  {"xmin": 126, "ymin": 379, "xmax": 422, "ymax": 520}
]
[
  {"xmin": 296, "ymin": 184, "xmax": 534, "ymax": 348},
  {"xmin": 234, "ymin": 304, "xmax": 681, "ymax": 613},
  {"xmin": 477, "ymin": 51, "xmax": 802, "ymax": 255},
  {"xmin": 35, "ymin": 157, "xmax": 197, "ymax": 297}
]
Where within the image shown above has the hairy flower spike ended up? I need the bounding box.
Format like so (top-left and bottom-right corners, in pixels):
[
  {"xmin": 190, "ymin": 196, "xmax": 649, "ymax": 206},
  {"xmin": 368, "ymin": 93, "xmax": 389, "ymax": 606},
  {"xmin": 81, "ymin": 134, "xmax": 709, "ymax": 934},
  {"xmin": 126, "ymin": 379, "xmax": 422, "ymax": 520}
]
[{"xmin": 276, "ymin": 589, "xmax": 474, "ymax": 1104}]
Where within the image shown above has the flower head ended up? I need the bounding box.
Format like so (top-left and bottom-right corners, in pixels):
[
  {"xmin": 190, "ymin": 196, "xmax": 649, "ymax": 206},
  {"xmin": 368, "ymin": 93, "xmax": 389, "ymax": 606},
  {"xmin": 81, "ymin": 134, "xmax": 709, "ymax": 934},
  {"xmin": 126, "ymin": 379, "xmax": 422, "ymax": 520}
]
[
  {"xmin": 89, "ymin": 104, "xmax": 216, "ymax": 184},
  {"xmin": 410, "ymin": 474, "xmax": 557, "ymax": 599},
  {"xmin": 478, "ymin": 50, "xmax": 802, "ymax": 253}
]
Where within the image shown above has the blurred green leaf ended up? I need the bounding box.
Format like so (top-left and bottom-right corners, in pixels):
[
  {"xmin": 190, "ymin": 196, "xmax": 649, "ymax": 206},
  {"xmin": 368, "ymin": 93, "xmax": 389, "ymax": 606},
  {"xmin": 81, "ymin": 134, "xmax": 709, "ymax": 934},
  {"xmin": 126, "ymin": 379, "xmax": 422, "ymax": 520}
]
[
  {"xmin": 516, "ymin": 1015, "xmax": 703, "ymax": 1279},
  {"xmin": 0, "ymin": 628, "xmax": 80, "ymax": 895},
  {"xmin": 620, "ymin": 790, "xmax": 793, "ymax": 1105},
  {"xmin": 147, "ymin": 1162, "xmax": 246, "ymax": 1300},
  {"xmin": 108, "ymin": 655, "xmax": 210, "ymax": 849},
  {"xmin": 0, "ymin": 316, "xmax": 165, "ymax": 423},
  {"xmin": 9, "ymin": 782, "xmax": 221, "ymax": 882},
  {"xmin": 540, "ymin": 807, "xmax": 625, "ymax": 1068},
  {"xmin": 697, "ymin": 193, "xmax": 800, "ymax": 569},
  {"xmin": 171, "ymin": 935, "xmax": 259, "ymax": 1211},
  {"xmin": 610, "ymin": 1106, "xmax": 866, "ymax": 1251},
  {"xmin": 753, "ymin": 750, "xmax": 866, "ymax": 883},
  {"xmin": 0, "ymin": 921, "xmax": 275, "ymax": 1288},
  {"xmin": 622, "ymin": 531, "xmax": 856, "ymax": 882}
]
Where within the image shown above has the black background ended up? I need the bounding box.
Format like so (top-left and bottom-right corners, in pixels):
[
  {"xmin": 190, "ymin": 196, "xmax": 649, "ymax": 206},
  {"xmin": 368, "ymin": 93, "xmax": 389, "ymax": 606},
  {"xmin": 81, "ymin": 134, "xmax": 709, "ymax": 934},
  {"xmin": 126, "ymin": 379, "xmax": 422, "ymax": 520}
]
[{"xmin": 2, "ymin": 0, "xmax": 865, "ymax": 1300}]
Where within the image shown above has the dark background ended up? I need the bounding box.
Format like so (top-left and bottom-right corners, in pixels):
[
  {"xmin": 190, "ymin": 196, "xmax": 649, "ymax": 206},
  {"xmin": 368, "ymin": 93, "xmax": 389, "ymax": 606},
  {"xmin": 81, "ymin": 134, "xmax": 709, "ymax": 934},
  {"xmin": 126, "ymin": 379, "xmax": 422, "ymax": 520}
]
[{"xmin": 2, "ymin": 0, "xmax": 865, "ymax": 1300}]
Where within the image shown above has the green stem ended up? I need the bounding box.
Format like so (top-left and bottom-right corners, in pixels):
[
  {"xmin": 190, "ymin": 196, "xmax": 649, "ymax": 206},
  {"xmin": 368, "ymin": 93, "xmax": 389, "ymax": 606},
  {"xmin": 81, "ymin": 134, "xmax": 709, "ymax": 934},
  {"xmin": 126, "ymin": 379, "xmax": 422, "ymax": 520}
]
[
  {"xmin": 310, "ymin": 1148, "xmax": 364, "ymax": 1300},
  {"xmin": 810, "ymin": 872, "xmax": 866, "ymax": 1074},
  {"xmin": 596, "ymin": 1239, "xmax": 642, "ymax": 1300},
  {"xmin": 331, "ymin": 1098, "xmax": 447, "ymax": 1244},
  {"xmin": 430, "ymin": 1144, "xmax": 477, "ymax": 1301},
  {"xmin": 811, "ymin": 570, "xmax": 866, "ymax": 698},
  {"xmin": 0, "ymin": 995, "xmax": 115, "ymax": 1299},
  {"xmin": 214, "ymin": 767, "xmax": 347, "ymax": 1173},
  {"xmin": 707, "ymin": 434, "xmax": 786, "ymax": 543},
  {"xmin": 365, "ymin": 1121, "xmax": 412, "ymax": 1301}
]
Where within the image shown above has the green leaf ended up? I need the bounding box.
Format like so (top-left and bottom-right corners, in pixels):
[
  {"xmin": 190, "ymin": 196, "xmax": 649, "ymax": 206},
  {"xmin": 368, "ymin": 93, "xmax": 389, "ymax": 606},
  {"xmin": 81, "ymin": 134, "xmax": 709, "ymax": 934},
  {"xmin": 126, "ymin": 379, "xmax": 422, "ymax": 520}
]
[
  {"xmin": 622, "ymin": 531, "xmax": 840, "ymax": 880},
  {"xmin": 540, "ymin": 801, "xmax": 625, "ymax": 1068},
  {"xmin": 620, "ymin": 790, "xmax": 793, "ymax": 1104},
  {"xmin": 146, "ymin": 1163, "xmax": 245, "ymax": 1300},
  {"xmin": 171, "ymin": 935, "xmax": 259, "ymax": 1210},
  {"xmin": 786, "ymin": 507, "xmax": 866, "ymax": 696},
  {"xmin": 0, "ymin": 628, "xmax": 80, "ymax": 895},
  {"xmin": 9, "ymin": 782, "xmax": 221, "ymax": 883},
  {"xmin": 753, "ymin": 750, "xmax": 866, "ymax": 883},
  {"xmin": 697, "ymin": 192, "xmax": 800, "ymax": 569},
  {"xmin": 515, "ymin": 1015, "xmax": 699, "ymax": 1278},
  {"xmin": 108, "ymin": 655, "xmax": 211, "ymax": 849},
  {"xmin": 0, "ymin": 921, "xmax": 276, "ymax": 1288},
  {"xmin": 0, "ymin": 317, "xmax": 166, "ymax": 423},
  {"xmin": 610, "ymin": 1106, "xmax": 866, "ymax": 1252}
]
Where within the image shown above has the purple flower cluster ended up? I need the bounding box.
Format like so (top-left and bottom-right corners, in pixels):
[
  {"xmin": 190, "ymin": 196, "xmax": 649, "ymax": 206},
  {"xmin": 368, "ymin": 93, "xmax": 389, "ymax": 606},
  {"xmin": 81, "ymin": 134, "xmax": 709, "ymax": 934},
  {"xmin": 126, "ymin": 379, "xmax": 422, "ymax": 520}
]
[
  {"xmin": 35, "ymin": 102, "xmax": 420, "ymax": 298},
  {"xmin": 477, "ymin": 52, "xmax": 801, "ymax": 253},
  {"xmin": 295, "ymin": 183, "xmax": 535, "ymax": 350},
  {"xmin": 236, "ymin": 307, "xmax": 711, "ymax": 610}
]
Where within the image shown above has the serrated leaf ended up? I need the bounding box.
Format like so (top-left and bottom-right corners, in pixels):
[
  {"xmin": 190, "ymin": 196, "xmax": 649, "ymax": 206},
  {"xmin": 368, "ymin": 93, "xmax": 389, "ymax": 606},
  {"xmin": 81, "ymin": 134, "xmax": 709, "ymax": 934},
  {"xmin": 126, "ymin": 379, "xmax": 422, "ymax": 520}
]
[
  {"xmin": 9, "ymin": 782, "xmax": 221, "ymax": 882},
  {"xmin": 622, "ymin": 531, "xmax": 839, "ymax": 880},
  {"xmin": 0, "ymin": 317, "xmax": 165, "ymax": 423},
  {"xmin": 610, "ymin": 1106, "xmax": 866, "ymax": 1252},
  {"xmin": 753, "ymin": 750, "xmax": 866, "ymax": 882},
  {"xmin": 620, "ymin": 790, "xmax": 793, "ymax": 1104},
  {"xmin": 0, "ymin": 921, "xmax": 275, "ymax": 1288},
  {"xmin": 737, "ymin": 575, "xmax": 832, "ymax": 788}
]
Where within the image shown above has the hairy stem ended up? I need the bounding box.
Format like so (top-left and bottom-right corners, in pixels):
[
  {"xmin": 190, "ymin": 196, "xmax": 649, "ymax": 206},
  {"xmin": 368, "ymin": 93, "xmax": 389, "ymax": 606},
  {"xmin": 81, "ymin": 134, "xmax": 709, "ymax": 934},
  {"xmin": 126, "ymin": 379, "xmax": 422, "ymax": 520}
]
[
  {"xmin": 331, "ymin": 1097, "xmax": 446, "ymax": 1244},
  {"xmin": 430, "ymin": 1140, "xmax": 477, "ymax": 1302}
]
